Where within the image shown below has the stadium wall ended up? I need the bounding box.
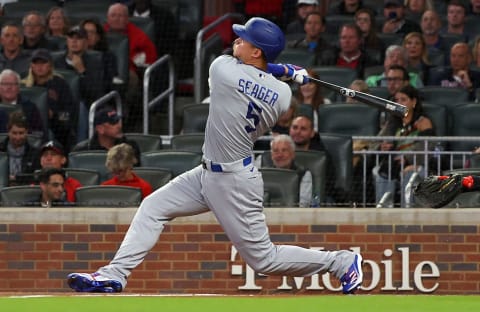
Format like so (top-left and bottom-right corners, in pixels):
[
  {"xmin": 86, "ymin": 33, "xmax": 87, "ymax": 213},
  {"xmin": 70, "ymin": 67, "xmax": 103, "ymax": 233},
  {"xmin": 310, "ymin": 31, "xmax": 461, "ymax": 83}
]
[{"xmin": 0, "ymin": 208, "xmax": 479, "ymax": 294}]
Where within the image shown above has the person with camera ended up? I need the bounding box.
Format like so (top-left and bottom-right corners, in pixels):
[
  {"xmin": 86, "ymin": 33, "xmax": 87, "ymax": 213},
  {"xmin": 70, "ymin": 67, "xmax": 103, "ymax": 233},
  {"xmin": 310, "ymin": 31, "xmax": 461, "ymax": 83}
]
[{"xmin": 382, "ymin": 0, "xmax": 421, "ymax": 36}]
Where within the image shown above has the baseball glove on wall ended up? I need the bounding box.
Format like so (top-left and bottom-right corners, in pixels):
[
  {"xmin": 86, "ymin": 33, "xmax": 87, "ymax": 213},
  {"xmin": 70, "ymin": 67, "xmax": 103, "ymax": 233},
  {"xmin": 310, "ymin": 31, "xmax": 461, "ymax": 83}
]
[{"xmin": 413, "ymin": 174, "xmax": 464, "ymax": 208}]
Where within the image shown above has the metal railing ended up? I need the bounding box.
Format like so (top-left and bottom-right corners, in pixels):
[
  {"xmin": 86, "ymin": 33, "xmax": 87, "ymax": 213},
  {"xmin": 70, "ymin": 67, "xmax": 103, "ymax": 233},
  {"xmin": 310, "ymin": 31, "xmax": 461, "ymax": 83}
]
[
  {"xmin": 143, "ymin": 54, "xmax": 176, "ymax": 135},
  {"xmin": 194, "ymin": 13, "xmax": 244, "ymax": 103},
  {"xmin": 88, "ymin": 90, "xmax": 122, "ymax": 138},
  {"xmin": 353, "ymin": 136, "xmax": 479, "ymax": 208}
]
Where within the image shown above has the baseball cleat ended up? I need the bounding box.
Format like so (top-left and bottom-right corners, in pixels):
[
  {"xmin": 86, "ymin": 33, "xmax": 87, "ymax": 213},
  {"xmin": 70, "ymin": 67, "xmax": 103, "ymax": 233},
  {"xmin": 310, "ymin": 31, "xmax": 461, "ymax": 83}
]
[
  {"xmin": 340, "ymin": 254, "xmax": 363, "ymax": 294},
  {"xmin": 67, "ymin": 272, "xmax": 122, "ymax": 293}
]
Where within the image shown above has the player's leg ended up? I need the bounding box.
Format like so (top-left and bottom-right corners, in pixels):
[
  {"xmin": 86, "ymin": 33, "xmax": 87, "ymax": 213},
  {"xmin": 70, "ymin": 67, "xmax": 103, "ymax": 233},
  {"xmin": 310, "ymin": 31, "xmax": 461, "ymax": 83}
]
[
  {"xmin": 68, "ymin": 166, "xmax": 209, "ymax": 292},
  {"xmin": 202, "ymin": 166, "xmax": 362, "ymax": 293}
]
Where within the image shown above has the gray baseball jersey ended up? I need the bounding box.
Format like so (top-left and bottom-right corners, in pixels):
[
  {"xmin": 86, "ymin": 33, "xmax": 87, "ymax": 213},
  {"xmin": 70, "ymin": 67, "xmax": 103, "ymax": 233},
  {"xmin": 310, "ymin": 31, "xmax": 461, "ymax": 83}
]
[
  {"xmin": 203, "ymin": 55, "xmax": 291, "ymax": 163},
  {"xmin": 96, "ymin": 55, "xmax": 355, "ymax": 289}
]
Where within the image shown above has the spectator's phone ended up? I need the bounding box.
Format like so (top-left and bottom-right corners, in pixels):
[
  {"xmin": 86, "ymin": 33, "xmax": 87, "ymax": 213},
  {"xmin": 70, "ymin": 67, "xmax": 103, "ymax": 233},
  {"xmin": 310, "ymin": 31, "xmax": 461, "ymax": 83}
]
[{"xmin": 388, "ymin": 12, "xmax": 398, "ymax": 20}]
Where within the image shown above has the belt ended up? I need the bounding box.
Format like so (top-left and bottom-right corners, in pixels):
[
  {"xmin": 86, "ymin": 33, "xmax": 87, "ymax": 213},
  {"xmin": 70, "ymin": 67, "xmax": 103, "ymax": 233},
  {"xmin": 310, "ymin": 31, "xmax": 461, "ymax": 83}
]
[{"xmin": 202, "ymin": 156, "xmax": 252, "ymax": 173}]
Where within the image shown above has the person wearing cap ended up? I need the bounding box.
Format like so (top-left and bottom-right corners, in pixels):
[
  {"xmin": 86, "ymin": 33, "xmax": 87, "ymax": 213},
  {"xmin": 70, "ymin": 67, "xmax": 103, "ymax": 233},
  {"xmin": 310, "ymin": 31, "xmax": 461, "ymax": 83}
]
[
  {"xmin": 382, "ymin": 0, "xmax": 421, "ymax": 35},
  {"xmin": 0, "ymin": 69, "xmax": 46, "ymax": 139},
  {"xmin": 328, "ymin": 0, "xmax": 375, "ymax": 16},
  {"xmin": 67, "ymin": 17, "xmax": 363, "ymax": 295},
  {"xmin": 40, "ymin": 140, "xmax": 82, "ymax": 203},
  {"xmin": 53, "ymin": 25, "xmax": 107, "ymax": 142},
  {"xmin": 21, "ymin": 11, "xmax": 61, "ymax": 51},
  {"xmin": 102, "ymin": 143, "xmax": 152, "ymax": 199},
  {"xmin": 22, "ymin": 48, "xmax": 77, "ymax": 152},
  {"xmin": 71, "ymin": 107, "xmax": 141, "ymax": 165},
  {"xmin": 0, "ymin": 110, "xmax": 41, "ymax": 186},
  {"xmin": 0, "ymin": 22, "xmax": 32, "ymax": 78},
  {"xmin": 286, "ymin": 0, "xmax": 319, "ymax": 36}
]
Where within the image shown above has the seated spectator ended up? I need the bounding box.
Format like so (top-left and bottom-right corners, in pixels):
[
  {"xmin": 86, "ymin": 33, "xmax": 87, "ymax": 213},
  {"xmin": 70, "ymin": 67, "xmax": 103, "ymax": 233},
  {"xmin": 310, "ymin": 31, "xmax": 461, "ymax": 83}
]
[
  {"xmin": 404, "ymin": 0, "xmax": 434, "ymax": 23},
  {"xmin": 255, "ymin": 134, "xmax": 313, "ymax": 207},
  {"xmin": 402, "ymin": 32, "xmax": 432, "ymax": 83},
  {"xmin": 46, "ymin": 6, "xmax": 69, "ymax": 38},
  {"xmin": 318, "ymin": 23, "xmax": 379, "ymax": 77},
  {"xmin": 328, "ymin": 0, "xmax": 374, "ymax": 16},
  {"xmin": 420, "ymin": 10, "xmax": 449, "ymax": 54},
  {"xmin": 22, "ymin": 48, "xmax": 77, "ymax": 151},
  {"xmin": 22, "ymin": 11, "xmax": 60, "ymax": 51},
  {"xmin": 289, "ymin": 115, "xmax": 336, "ymax": 203},
  {"xmin": 0, "ymin": 111, "xmax": 40, "ymax": 186},
  {"xmin": 372, "ymin": 85, "xmax": 434, "ymax": 205},
  {"xmin": 53, "ymin": 25, "xmax": 107, "ymax": 141},
  {"xmin": 286, "ymin": 0, "xmax": 320, "ymax": 36},
  {"xmin": 428, "ymin": 42, "xmax": 480, "ymax": 101},
  {"xmin": 39, "ymin": 140, "xmax": 82, "ymax": 203},
  {"xmin": 104, "ymin": 2, "xmax": 158, "ymax": 131},
  {"xmin": 0, "ymin": 69, "xmax": 45, "ymax": 139},
  {"xmin": 102, "ymin": 143, "xmax": 152, "ymax": 199},
  {"xmin": 382, "ymin": 0, "xmax": 421, "ymax": 36},
  {"xmin": 440, "ymin": 0, "xmax": 472, "ymax": 41},
  {"xmin": 71, "ymin": 107, "xmax": 141, "ymax": 165},
  {"xmin": 293, "ymin": 68, "xmax": 331, "ymax": 132},
  {"xmin": 287, "ymin": 12, "xmax": 332, "ymax": 60},
  {"xmin": 34, "ymin": 167, "xmax": 71, "ymax": 207},
  {"xmin": 355, "ymin": 8, "xmax": 385, "ymax": 53},
  {"xmin": 365, "ymin": 45, "xmax": 424, "ymax": 88},
  {"xmin": 0, "ymin": 22, "xmax": 32, "ymax": 78},
  {"xmin": 80, "ymin": 18, "xmax": 117, "ymax": 90}
]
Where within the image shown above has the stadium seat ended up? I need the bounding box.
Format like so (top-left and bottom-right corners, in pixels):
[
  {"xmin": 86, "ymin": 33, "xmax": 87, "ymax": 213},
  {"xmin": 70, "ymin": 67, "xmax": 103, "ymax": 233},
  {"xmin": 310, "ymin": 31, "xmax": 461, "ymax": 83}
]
[
  {"xmin": 325, "ymin": 15, "xmax": 354, "ymax": 34},
  {"xmin": 311, "ymin": 66, "xmax": 358, "ymax": 102},
  {"xmin": 377, "ymin": 33, "xmax": 403, "ymax": 48},
  {"xmin": 320, "ymin": 133, "xmax": 353, "ymax": 204},
  {"xmin": 422, "ymin": 103, "xmax": 448, "ymax": 137},
  {"xmin": 317, "ymin": 103, "xmax": 380, "ymax": 136},
  {"xmin": 124, "ymin": 133, "xmax": 162, "ymax": 153},
  {"xmin": 133, "ymin": 167, "xmax": 172, "ymax": 190},
  {"xmin": 130, "ymin": 16, "xmax": 156, "ymax": 45},
  {"xmin": 259, "ymin": 168, "xmax": 299, "ymax": 207},
  {"xmin": 106, "ymin": 33, "xmax": 130, "ymax": 86},
  {"xmin": 140, "ymin": 150, "xmax": 202, "ymax": 177},
  {"xmin": 182, "ymin": 104, "xmax": 209, "ymax": 133},
  {"xmin": 64, "ymin": 168, "xmax": 100, "ymax": 186},
  {"xmin": 450, "ymin": 103, "xmax": 480, "ymax": 152},
  {"xmin": 75, "ymin": 185, "xmax": 142, "ymax": 207},
  {"xmin": 261, "ymin": 150, "xmax": 328, "ymax": 204},
  {"xmin": 368, "ymin": 87, "xmax": 390, "ymax": 100},
  {"xmin": 0, "ymin": 185, "xmax": 42, "ymax": 207},
  {"xmin": 418, "ymin": 86, "xmax": 470, "ymax": 110},
  {"xmin": 275, "ymin": 49, "xmax": 316, "ymax": 68},
  {"xmin": 68, "ymin": 150, "xmax": 110, "ymax": 183},
  {"xmin": 3, "ymin": 1, "xmax": 52, "ymax": 17},
  {"xmin": 0, "ymin": 152, "xmax": 8, "ymax": 188},
  {"xmin": 170, "ymin": 134, "xmax": 205, "ymax": 153}
]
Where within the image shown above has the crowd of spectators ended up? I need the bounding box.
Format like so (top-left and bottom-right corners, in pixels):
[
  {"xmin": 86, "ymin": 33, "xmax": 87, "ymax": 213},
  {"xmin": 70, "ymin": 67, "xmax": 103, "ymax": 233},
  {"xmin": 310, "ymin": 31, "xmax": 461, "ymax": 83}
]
[{"xmin": 1, "ymin": 0, "xmax": 480, "ymax": 207}]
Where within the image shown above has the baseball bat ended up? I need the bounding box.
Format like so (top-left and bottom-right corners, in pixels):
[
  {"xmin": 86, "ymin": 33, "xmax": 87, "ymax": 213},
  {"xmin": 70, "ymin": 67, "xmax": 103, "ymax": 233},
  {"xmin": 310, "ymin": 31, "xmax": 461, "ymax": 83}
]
[{"xmin": 308, "ymin": 76, "xmax": 409, "ymax": 118}]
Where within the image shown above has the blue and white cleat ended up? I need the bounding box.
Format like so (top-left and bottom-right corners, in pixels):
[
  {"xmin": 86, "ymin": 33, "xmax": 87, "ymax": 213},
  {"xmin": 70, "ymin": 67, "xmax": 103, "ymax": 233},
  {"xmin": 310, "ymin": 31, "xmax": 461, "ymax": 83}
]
[
  {"xmin": 340, "ymin": 254, "xmax": 363, "ymax": 294},
  {"xmin": 67, "ymin": 272, "xmax": 122, "ymax": 293}
]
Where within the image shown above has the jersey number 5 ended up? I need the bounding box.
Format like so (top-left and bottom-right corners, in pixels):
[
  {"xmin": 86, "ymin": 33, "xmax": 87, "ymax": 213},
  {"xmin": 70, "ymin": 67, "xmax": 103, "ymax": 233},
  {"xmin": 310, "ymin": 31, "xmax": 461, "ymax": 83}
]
[{"xmin": 244, "ymin": 101, "xmax": 263, "ymax": 133}]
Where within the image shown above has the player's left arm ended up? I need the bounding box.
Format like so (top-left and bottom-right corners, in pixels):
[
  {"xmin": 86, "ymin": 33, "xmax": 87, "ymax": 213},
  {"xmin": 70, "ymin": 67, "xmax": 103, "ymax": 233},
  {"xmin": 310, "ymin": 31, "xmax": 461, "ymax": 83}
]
[{"xmin": 267, "ymin": 63, "xmax": 309, "ymax": 84}]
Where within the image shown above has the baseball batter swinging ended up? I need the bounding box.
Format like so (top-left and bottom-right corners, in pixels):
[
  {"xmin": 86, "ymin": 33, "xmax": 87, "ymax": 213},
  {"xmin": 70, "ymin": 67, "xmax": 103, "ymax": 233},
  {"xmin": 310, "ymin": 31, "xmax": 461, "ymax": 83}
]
[{"xmin": 67, "ymin": 17, "xmax": 363, "ymax": 294}]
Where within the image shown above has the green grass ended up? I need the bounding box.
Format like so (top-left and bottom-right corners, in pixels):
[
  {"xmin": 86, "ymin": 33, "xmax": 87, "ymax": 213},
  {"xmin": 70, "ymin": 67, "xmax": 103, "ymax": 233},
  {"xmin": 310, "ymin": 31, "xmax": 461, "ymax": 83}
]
[{"xmin": 1, "ymin": 295, "xmax": 479, "ymax": 312}]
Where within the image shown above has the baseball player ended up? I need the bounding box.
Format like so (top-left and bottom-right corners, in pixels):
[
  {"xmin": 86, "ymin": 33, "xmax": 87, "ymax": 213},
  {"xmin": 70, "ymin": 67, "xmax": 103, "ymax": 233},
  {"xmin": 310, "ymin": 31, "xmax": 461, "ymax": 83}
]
[{"xmin": 67, "ymin": 17, "xmax": 363, "ymax": 294}]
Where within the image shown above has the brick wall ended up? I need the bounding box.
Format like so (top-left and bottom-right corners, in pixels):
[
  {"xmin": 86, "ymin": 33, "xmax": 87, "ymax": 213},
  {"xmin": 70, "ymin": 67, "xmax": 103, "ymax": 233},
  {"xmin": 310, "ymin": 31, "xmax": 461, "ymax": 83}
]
[{"xmin": 0, "ymin": 208, "xmax": 479, "ymax": 294}]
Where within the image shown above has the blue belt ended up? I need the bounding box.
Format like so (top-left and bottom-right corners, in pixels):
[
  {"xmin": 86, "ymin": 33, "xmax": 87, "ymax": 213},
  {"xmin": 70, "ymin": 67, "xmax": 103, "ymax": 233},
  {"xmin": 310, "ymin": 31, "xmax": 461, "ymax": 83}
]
[{"xmin": 202, "ymin": 156, "xmax": 252, "ymax": 172}]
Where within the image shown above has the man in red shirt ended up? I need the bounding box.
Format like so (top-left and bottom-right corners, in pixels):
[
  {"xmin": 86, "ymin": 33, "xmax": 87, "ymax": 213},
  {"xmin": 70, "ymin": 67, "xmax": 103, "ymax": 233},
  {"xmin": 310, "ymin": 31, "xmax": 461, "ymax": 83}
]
[
  {"xmin": 102, "ymin": 143, "xmax": 152, "ymax": 199},
  {"xmin": 40, "ymin": 140, "xmax": 82, "ymax": 203},
  {"xmin": 104, "ymin": 2, "xmax": 158, "ymax": 132}
]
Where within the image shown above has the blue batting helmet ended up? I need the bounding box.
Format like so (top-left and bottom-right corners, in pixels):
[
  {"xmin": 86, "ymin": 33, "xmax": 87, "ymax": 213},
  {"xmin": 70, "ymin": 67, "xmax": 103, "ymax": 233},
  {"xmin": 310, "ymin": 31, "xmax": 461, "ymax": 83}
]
[{"xmin": 232, "ymin": 17, "xmax": 285, "ymax": 62}]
